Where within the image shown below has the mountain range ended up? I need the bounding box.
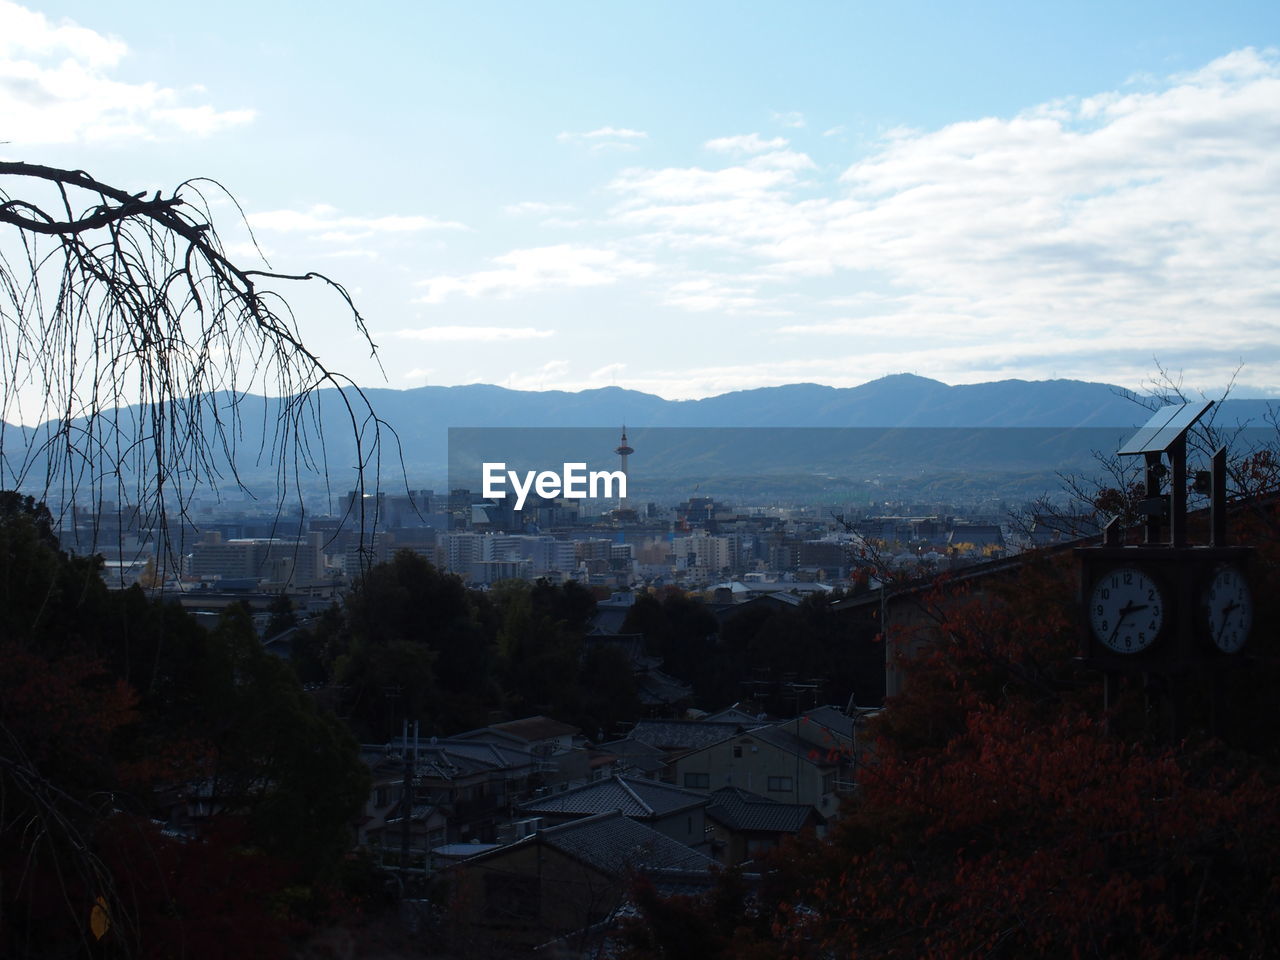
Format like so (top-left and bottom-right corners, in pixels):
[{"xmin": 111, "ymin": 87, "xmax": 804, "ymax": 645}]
[{"xmin": 4, "ymin": 375, "xmax": 1275, "ymax": 503}]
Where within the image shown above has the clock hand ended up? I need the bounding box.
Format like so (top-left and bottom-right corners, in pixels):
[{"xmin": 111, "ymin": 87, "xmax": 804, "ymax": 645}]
[
  {"xmin": 1220, "ymin": 600, "xmax": 1239, "ymax": 632},
  {"xmin": 1108, "ymin": 601, "xmax": 1137, "ymax": 645}
]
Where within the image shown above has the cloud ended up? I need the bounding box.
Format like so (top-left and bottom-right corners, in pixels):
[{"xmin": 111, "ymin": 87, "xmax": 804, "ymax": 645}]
[
  {"xmin": 600, "ymin": 48, "xmax": 1280, "ymax": 386},
  {"xmin": 500, "ymin": 359, "xmax": 572, "ymax": 391},
  {"xmin": 0, "ymin": 0, "xmax": 254, "ymax": 143},
  {"xmin": 249, "ymin": 204, "xmax": 468, "ymax": 239},
  {"xmin": 558, "ymin": 126, "xmax": 649, "ymax": 151},
  {"xmin": 504, "ymin": 200, "xmax": 577, "ymax": 216},
  {"xmin": 416, "ymin": 245, "xmax": 654, "ymax": 303},
  {"xmin": 390, "ymin": 326, "xmax": 556, "ymax": 342},
  {"xmin": 589, "ymin": 362, "xmax": 627, "ymax": 382},
  {"xmin": 770, "ymin": 110, "xmax": 806, "ymax": 128},
  {"xmin": 705, "ymin": 133, "xmax": 789, "ymax": 154},
  {"xmin": 661, "ymin": 276, "xmax": 790, "ymax": 315}
]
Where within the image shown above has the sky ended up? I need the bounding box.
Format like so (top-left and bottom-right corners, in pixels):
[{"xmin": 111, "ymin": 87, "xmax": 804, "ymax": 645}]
[{"xmin": 3, "ymin": 0, "xmax": 1280, "ymax": 401}]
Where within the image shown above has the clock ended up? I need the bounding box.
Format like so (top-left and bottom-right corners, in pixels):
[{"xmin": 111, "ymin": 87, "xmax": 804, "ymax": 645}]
[
  {"xmin": 1089, "ymin": 566, "xmax": 1165, "ymax": 654},
  {"xmin": 1203, "ymin": 565, "xmax": 1252, "ymax": 654}
]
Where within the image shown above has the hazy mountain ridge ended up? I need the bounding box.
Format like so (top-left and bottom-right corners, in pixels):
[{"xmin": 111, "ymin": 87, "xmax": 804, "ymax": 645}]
[{"xmin": 3, "ymin": 376, "xmax": 1275, "ymax": 498}]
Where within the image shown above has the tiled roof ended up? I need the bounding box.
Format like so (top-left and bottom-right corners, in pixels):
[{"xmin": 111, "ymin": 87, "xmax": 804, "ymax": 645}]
[
  {"xmin": 370, "ymin": 737, "xmax": 537, "ymax": 782},
  {"xmin": 628, "ymin": 719, "xmax": 749, "ymax": 751},
  {"xmin": 706, "ymin": 786, "xmax": 817, "ymax": 834},
  {"xmin": 517, "ymin": 775, "xmax": 706, "ymax": 819},
  {"xmin": 704, "ymin": 706, "xmax": 765, "ymax": 725},
  {"xmin": 634, "ymin": 669, "xmax": 694, "ymax": 706},
  {"xmin": 589, "ymin": 606, "xmax": 632, "ymax": 636},
  {"xmin": 540, "ymin": 811, "xmax": 714, "ymax": 876},
  {"xmin": 798, "ymin": 705, "xmax": 855, "ymax": 741},
  {"xmin": 746, "ymin": 724, "xmax": 839, "ymax": 766},
  {"xmin": 488, "ymin": 715, "xmax": 580, "ymax": 742},
  {"xmin": 593, "ymin": 737, "xmax": 667, "ymax": 775}
]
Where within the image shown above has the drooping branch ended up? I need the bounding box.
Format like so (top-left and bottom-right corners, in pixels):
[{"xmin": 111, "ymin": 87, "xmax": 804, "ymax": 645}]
[{"xmin": 0, "ymin": 160, "xmax": 389, "ymax": 576}]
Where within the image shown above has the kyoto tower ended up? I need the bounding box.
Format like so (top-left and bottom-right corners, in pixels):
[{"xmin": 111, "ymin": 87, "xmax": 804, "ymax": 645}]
[{"xmin": 614, "ymin": 427, "xmax": 634, "ymax": 511}]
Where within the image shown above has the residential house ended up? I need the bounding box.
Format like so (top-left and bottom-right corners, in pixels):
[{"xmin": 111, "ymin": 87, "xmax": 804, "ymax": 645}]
[
  {"xmin": 448, "ymin": 810, "xmax": 714, "ymax": 951},
  {"xmin": 516, "ymin": 774, "xmax": 710, "ymax": 850},
  {"xmin": 453, "ymin": 716, "xmax": 589, "ymax": 791},
  {"xmin": 705, "ymin": 786, "xmax": 825, "ymax": 865},
  {"xmin": 665, "ymin": 721, "xmax": 847, "ymax": 821}
]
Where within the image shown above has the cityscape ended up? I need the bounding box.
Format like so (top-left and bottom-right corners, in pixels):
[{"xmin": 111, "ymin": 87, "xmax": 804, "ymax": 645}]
[{"xmin": 3, "ymin": 2, "xmax": 1280, "ymax": 958}]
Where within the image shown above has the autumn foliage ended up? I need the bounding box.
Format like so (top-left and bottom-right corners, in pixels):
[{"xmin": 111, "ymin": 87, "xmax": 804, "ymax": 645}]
[{"xmin": 624, "ymin": 549, "xmax": 1280, "ymax": 959}]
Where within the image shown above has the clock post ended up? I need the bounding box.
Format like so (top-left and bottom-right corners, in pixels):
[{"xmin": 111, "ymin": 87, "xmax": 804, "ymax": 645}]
[{"xmin": 1076, "ymin": 401, "xmax": 1254, "ymax": 740}]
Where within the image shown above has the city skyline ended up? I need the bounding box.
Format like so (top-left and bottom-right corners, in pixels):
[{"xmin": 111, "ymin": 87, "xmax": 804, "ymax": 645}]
[{"xmin": 2, "ymin": 1, "xmax": 1279, "ymax": 401}]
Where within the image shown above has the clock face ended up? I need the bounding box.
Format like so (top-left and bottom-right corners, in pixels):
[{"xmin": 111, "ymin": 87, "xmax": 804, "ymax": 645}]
[
  {"xmin": 1204, "ymin": 565, "xmax": 1252, "ymax": 654},
  {"xmin": 1089, "ymin": 566, "xmax": 1164, "ymax": 654}
]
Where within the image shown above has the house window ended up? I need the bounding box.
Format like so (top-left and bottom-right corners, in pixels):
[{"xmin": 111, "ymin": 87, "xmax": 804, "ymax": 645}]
[
  {"xmin": 733, "ymin": 745, "xmax": 743, "ymax": 758},
  {"xmin": 822, "ymin": 772, "xmax": 836, "ymax": 794},
  {"xmin": 375, "ymin": 786, "xmax": 388, "ymax": 807},
  {"xmin": 767, "ymin": 776, "xmax": 793, "ymax": 792},
  {"xmin": 683, "ymin": 772, "xmax": 710, "ymax": 789}
]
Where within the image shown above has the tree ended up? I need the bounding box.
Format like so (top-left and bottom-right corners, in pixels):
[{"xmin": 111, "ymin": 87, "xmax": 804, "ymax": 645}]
[
  {"xmin": 623, "ymin": 555, "xmax": 1280, "ymax": 958},
  {"xmin": 1, "ymin": 504, "xmax": 371, "ymax": 958},
  {"xmin": 0, "ymin": 161, "xmax": 386, "ymax": 568},
  {"xmin": 1, "ymin": 158, "xmax": 388, "ymax": 955}
]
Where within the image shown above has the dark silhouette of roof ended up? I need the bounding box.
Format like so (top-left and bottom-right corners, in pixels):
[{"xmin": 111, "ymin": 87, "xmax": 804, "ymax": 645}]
[
  {"xmin": 628, "ymin": 719, "xmax": 754, "ymax": 752},
  {"xmin": 705, "ymin": 786, "xmax": 821, "ymax": 834},
  {"xmin": 517, "ymin": 775, "xmax": 706, "ymax": 820}
]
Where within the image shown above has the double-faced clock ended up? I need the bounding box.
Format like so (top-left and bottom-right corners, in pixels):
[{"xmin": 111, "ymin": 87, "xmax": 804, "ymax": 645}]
[
  {"xmin": 1203, "ymin": 564, "xmax": 1252, "ymax": 654},
  {"xmin": 1088, "ymin": 565, "xmax": 1166, "ymax": 654}
]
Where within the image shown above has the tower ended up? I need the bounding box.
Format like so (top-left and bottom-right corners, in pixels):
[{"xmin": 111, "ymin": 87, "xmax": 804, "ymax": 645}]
[{"xmin": 614, "ymin": 427, "xmax": 634, "ymax": 512}]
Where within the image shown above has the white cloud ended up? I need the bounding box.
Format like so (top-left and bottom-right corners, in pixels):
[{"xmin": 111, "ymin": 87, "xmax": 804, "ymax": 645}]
[
  {"xmin": 705, "ymin": 133, "xmax": 789, "ymax": 154},
  {"xmin": 416, "ymin": 245, "xmax": 654, "ymax": 303},
  {"xmin": 589, "ymin": 362, "xmax": 627, "ymax": 382},
  {"xmin": 770, "ymin": 110, "xmax": 806, "ymax": 128},
  {"xmin": 600, "ymin": 48, "xmax": 1280, "ymax": 383},
  {"xmin": 0, "ymin": 0, "xmax": 254, "ymax": 143},
  {"xmin": 501, "ymin": 359, "xmax": 572, "ymax": 391},
  {"xmin": 249, "ymin": 205, "xmax": 468, "ymax": 239},
  {"xmin": 559, "ymin": 126, "xmax": 648, "ymax": 141},
  {"xmin": 662, "ymin": 276, "xmax": 790, "ymax": 315},
  {"xmin": 558, "ymin": 126, "xmax": 649, "ymax": 152},
  {"xmin": 504, "ymin": 200, "xmax": 577, "ymax": 216},
  {"xmin": 389, "ymin": 326, "xmax": 556, "ymax": 342}
]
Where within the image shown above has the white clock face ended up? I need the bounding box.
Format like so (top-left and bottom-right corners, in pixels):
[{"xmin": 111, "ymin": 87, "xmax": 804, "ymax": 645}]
[
  {"xmin": 1090, "ymin": 566, "xmax": 1164, "ymax": 654},
  {"xmin": 1204, "ymin": 566, "xmax": 1252, "ymax": 654}
]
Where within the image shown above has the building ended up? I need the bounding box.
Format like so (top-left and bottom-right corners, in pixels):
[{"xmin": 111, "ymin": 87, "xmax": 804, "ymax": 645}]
[{"xmin": 448, "ymin": 810, "xmax": 714, "ymax": 951}]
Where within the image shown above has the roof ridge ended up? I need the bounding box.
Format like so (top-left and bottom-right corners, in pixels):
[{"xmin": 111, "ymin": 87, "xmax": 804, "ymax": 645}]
[{"xmin": 615, "ymin": 776, "xmax": 653, "ymax": 816}]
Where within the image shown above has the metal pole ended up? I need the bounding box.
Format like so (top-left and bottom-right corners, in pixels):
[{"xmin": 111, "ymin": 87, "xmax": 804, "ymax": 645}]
[{"xmin": 1170, "ymin": 437, "xmax": 1187, "ymax": 548}]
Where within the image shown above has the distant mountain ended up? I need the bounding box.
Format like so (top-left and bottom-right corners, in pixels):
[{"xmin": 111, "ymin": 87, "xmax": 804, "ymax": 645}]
[
  {"xmin": 354, "ymin": 374, "xmax": 1274, "ymax": 432},
  {"xmin": 4, "ymin": 376, "xmax": 1275, "ymax": 499}
]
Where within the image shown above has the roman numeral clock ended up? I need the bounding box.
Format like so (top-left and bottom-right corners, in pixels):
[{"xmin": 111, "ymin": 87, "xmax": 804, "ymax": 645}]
[{"xmin": 1077, "ymin": 402, "xmax": 1254, "ymax": 708}]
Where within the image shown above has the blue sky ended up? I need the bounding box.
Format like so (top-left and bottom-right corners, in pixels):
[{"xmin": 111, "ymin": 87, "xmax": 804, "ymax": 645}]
[{"xmin": 3, "ymin": 0, "xmax": 1280, "ymax": 400}]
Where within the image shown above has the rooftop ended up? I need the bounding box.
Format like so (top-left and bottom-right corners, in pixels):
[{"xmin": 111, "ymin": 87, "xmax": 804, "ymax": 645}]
[{"xmin": 517, "ymin": 774, "xmax": 707, "ymax": 820}]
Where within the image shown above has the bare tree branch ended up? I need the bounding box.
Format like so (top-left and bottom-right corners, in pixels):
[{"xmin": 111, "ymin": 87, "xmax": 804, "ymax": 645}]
[{"xmin": 0, "ymin": 161, "xmax": 388, "ymax": 576}]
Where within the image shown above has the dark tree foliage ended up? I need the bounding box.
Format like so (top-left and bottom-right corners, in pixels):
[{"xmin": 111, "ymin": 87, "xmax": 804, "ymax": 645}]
[
  {"xmin": 624, "ymin": 551, "xmax": 1280, "ymax": 959},
  {"xmin": 0, "ymin": 506, "xmax": 369, "ymax": 958},
  {"xmin": 332, "ymin": 550, "xmax": 499, "ymax": 738}
]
